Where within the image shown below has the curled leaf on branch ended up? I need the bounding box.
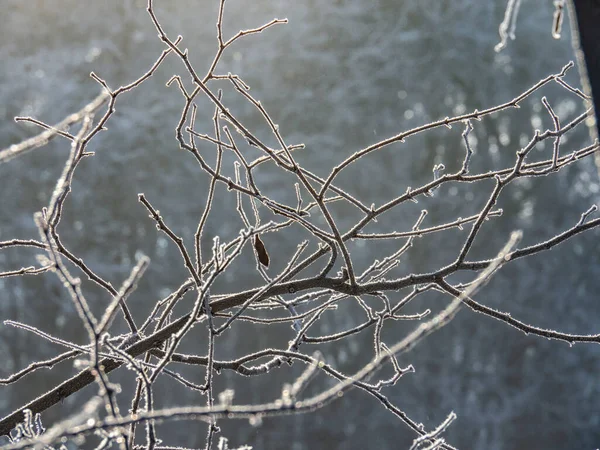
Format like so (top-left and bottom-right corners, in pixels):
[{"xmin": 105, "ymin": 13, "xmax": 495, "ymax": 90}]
[{"xmin": 254, "ymin": 234, "xmax": 270, "ymax": 268}]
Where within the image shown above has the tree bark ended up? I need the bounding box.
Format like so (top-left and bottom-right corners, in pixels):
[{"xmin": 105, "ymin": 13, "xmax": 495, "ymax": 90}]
[{"xmin": 569, "ymin": 0, "xmax": 600, "ymax": 143}]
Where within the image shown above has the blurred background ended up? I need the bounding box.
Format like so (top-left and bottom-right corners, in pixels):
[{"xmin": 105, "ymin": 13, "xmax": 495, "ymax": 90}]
[{"xmin": 1, "ymin": 1, "xmax": 600, "ymax": 449}]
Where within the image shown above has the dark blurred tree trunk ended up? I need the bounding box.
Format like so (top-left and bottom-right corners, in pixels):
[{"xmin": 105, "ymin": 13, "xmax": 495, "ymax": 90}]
[{"xmin": 569, "ymin": 0, "xmax": 600, "ymax": 144}]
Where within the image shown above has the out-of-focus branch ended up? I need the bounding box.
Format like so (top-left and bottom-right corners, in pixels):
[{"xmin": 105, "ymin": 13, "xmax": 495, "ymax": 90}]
[{"xmin": 0, "ymin": 92, "xmax": 109, "ymax": 165}]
